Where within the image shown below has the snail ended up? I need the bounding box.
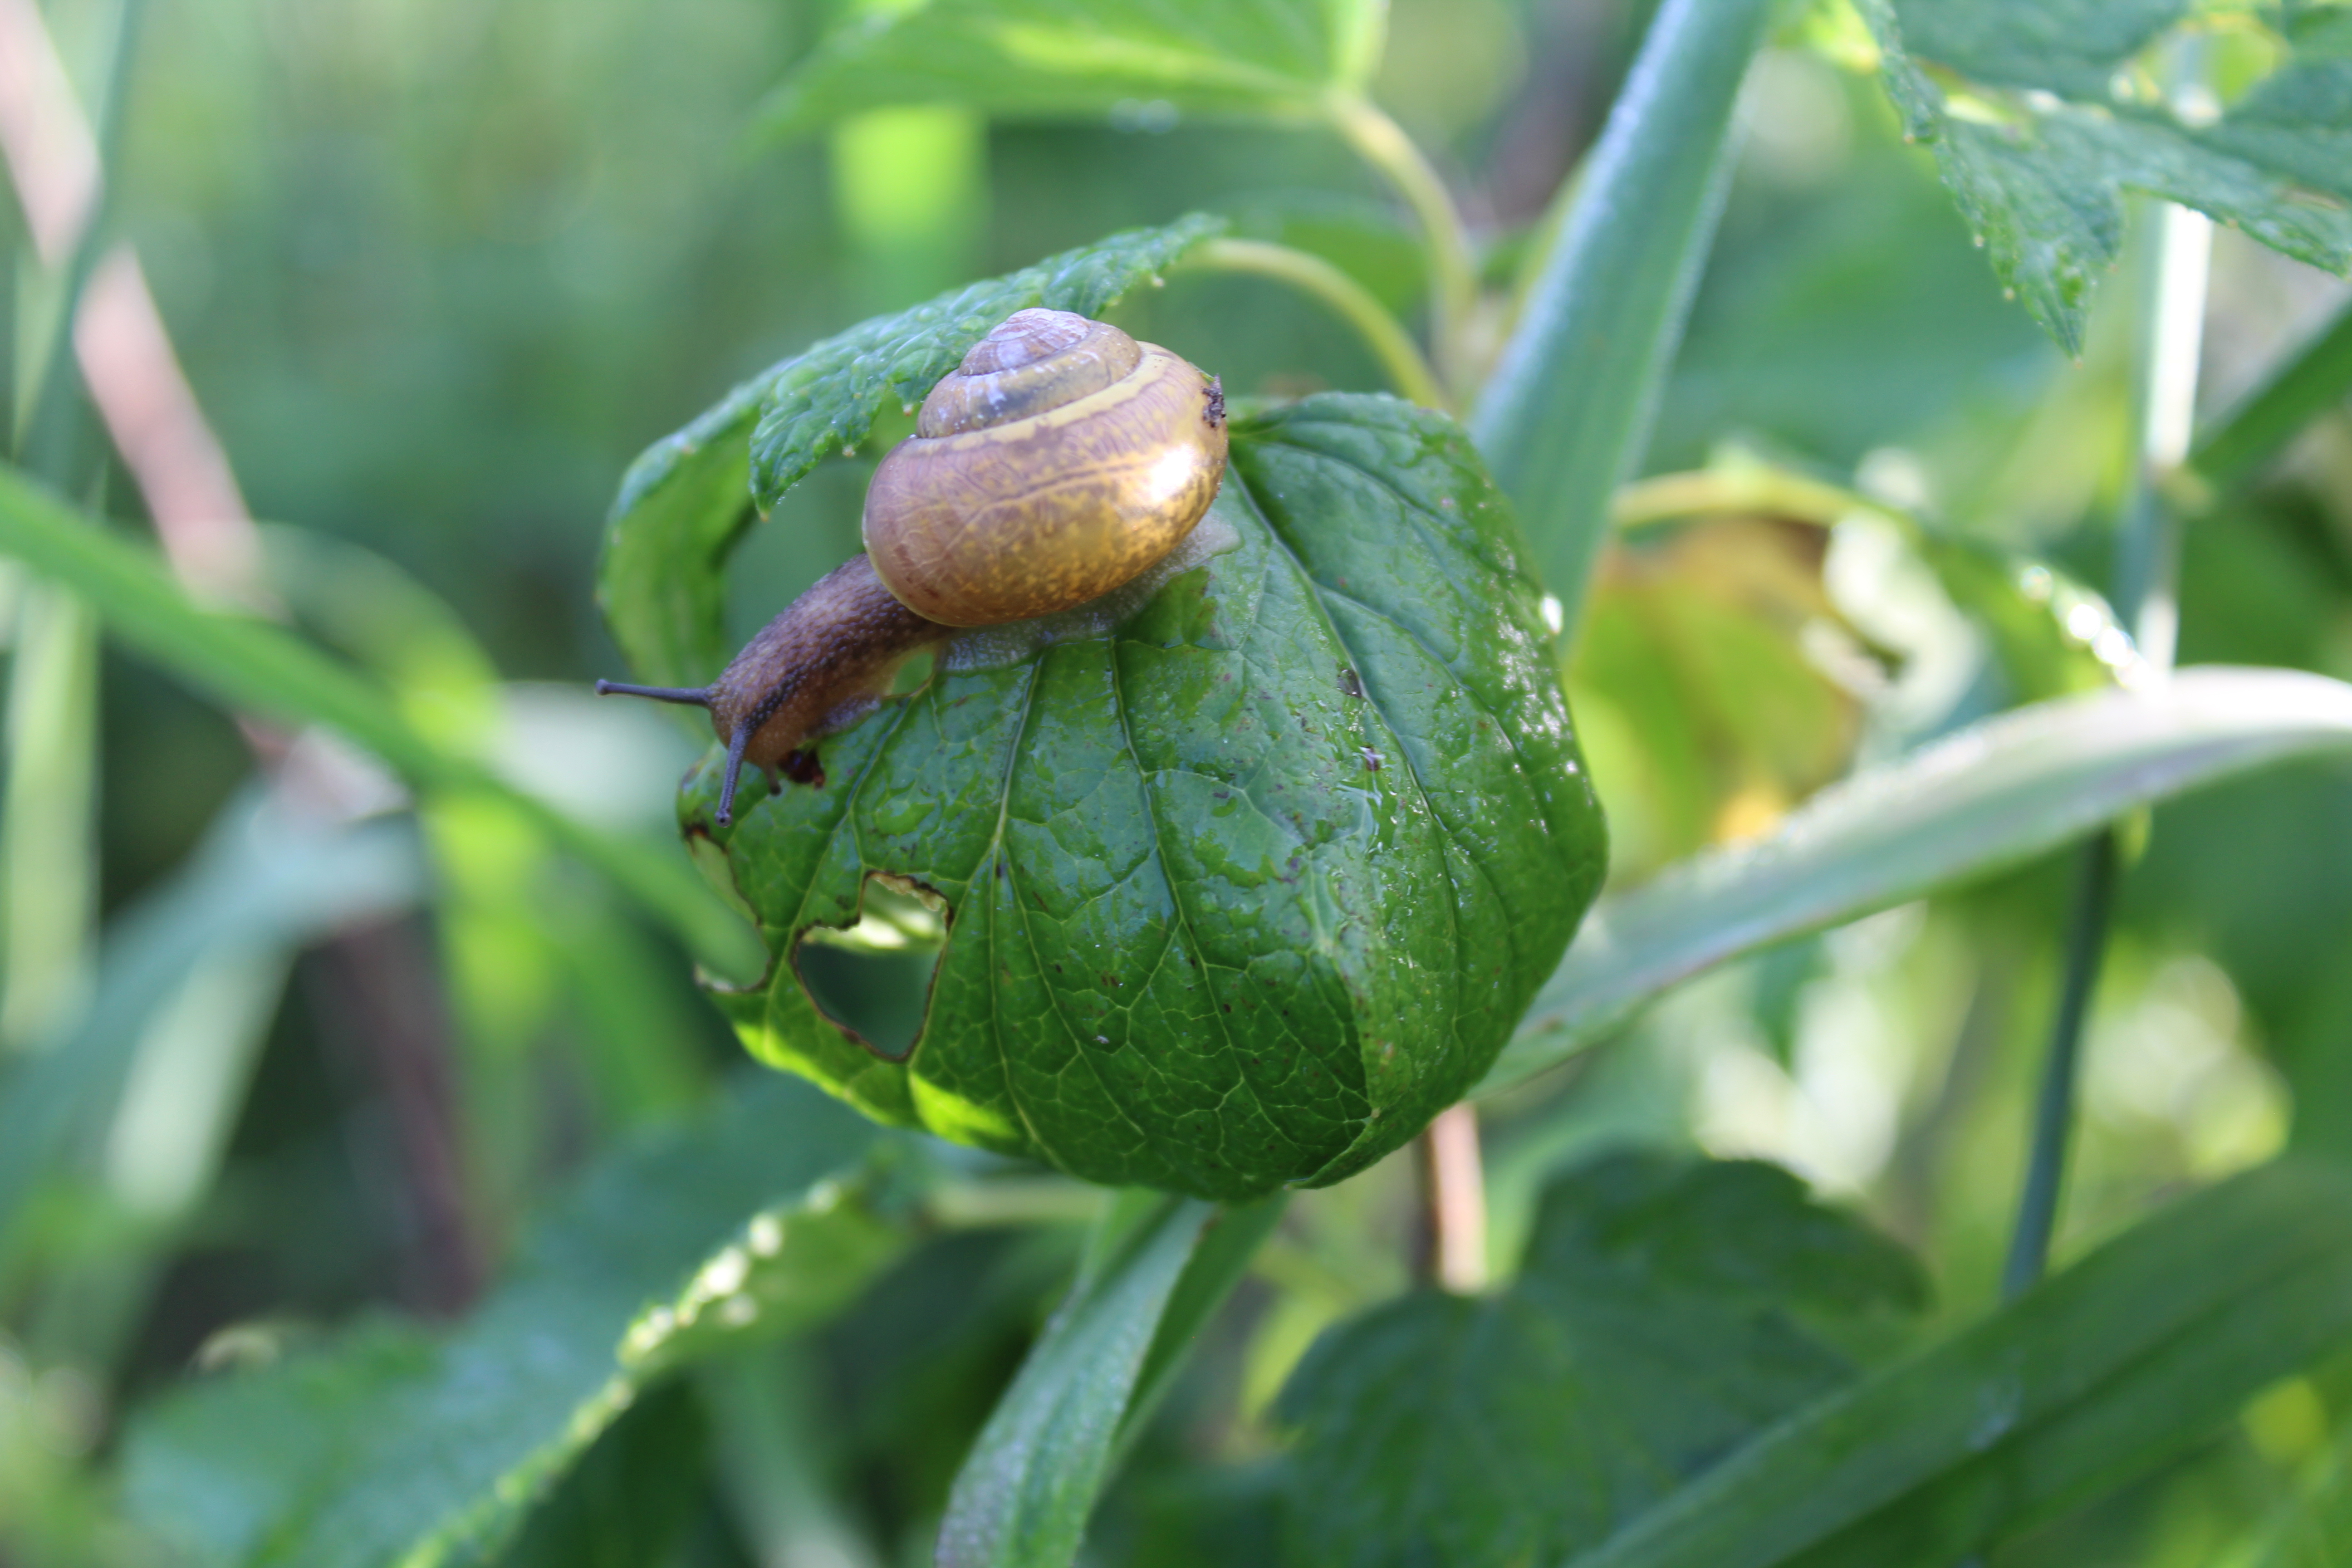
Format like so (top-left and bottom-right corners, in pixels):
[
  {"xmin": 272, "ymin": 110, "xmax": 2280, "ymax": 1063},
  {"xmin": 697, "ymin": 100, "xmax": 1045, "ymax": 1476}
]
[{"xmin": 597, "ymin": 308, "xmax": 1228, "ymax": 825}]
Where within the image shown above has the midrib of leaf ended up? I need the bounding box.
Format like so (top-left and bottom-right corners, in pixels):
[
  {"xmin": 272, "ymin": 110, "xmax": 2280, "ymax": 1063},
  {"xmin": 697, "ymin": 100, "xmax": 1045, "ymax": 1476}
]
[{"xmin": 1100, "ymin": 640, "xmax": 1283, "ymax": 1157}]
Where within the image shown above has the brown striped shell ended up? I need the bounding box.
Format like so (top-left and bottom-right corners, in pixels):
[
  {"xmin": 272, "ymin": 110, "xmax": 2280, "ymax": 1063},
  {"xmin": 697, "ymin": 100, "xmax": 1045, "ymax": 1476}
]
[{"xmin": 862, "ymin": 309, "xmax": 1228, "ymax": 627}]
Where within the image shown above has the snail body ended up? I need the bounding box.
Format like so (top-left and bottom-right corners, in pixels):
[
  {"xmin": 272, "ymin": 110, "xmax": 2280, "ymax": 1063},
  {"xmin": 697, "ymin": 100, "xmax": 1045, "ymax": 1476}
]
[{"xmin": 598, "ymin": 309, "xmax": 1228, "ymax": 823}]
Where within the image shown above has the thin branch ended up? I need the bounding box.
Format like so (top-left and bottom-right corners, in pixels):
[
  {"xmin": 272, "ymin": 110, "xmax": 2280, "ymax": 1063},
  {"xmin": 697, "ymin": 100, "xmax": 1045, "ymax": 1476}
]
[
  {"xmin": 1181, "ymin": 236, "xmax": 1448, "ymax": 411},
  {"xmin": 2003, "ymin": 188, "xmax": 2211, "ymax": 1300},
  {"xmin": 1326, "ymin": 95, "xmax": 1478, "ymax": 397},
  {"xmin": 1416, "ymin": 1101, "xmax": 1489, "ymax": 1293}
]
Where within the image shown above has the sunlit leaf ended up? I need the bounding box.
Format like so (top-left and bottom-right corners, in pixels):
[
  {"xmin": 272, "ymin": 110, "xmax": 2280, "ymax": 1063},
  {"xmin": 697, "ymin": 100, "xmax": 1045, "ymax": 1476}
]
[
  {"xmin": 938, "ymin": 1191, "xmax": 1286, "ymax": 1568},
  {"xmin": 1470, "ymin": 0, "xmax": 1781, "ymax": 637},
  {"xmin": 698, "ymin": 394, "xmax": 1605, "ymax": 1197},
  {"xmin": 0, "ymin": 466, "xmax": 763, "ymax": 980}
]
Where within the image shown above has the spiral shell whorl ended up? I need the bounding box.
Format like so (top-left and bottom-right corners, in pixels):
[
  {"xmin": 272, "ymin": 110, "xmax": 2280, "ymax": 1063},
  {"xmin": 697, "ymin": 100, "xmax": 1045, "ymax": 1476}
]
[
  {"xmin": 864, "ymin": 309, "xmax": 1227, "ymax": 628},
  {"xmin": 916, "ymin": 310, "xmax": 1143, "ymax": 438}
]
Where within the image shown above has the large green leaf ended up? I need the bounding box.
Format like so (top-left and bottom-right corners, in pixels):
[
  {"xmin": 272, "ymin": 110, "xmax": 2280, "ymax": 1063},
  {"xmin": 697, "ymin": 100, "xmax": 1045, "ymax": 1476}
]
[
  {"xmin": 0, "ymin": 466, "xmax": 763, "ymax": 981},
  {"xmin": 121, "ymin": 1076, "xmax": 910, "ymax": 1568},
  {"xmin": 753, "ymin": 0, "xmax": 1385, "ymax": 141},
  {"xmin": 598, "ymin": 217, "xmax": 1224, "ymax": 691},
  {"xmin": 692, "ymin": 393, "xmax": 1605, "ymax": 1198},
  {"xmin": 1275, "ymin": 1155, "xmax": 1925, "ymax": 1568},
  {"xmin": 1469, "ymin": 0, "xmax": 1779, "ymax": 640},
  {"xmin": 1485, "ymin": 665, "xmax": 2352, "ymax": 1094},
  {"xmin": 1573, "ymin": 1157, "xmax": 2352, "ymax": 1568},
  {"xmin": 938, "ymin": 1191, "xmax": 1287, "ymax": 1568},
  {"xmin": 1864, "ymin": 0, "xmax": 2352, "ymax": 357}
]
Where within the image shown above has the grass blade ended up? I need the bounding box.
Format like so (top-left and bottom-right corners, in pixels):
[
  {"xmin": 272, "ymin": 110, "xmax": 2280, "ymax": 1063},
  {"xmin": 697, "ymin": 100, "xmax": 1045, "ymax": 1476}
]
[
  {"xmin": 1570, "ymin": 1158, "xmax": 2352, "ymax": 1568},
  {"xmin": 0, "ymin": 466, "xmax": 763, "ymax": 980},
  {"xmin": 1485, "ymin": 666, "xmax": 2352, "ymax": 1093}
]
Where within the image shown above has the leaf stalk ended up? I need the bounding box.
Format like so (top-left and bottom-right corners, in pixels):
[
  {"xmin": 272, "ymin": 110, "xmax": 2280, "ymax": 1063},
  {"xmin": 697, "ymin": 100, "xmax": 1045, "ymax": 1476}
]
[{"xmin": 1181, "ymin": 236, "xmax": 1448, "ymax": 411}]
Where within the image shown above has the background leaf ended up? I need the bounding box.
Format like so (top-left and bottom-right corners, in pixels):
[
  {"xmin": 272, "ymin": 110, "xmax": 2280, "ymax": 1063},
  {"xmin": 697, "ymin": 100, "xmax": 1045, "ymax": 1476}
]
[
  {"xmin": 1277, "ymin": 1154, "xmax": 1925, "ymax": 1568},
  {"xmin": 698, "ymin": 394, "xmax": 1604, "ymax": 1197},
  {"xmin": 755, "ymin": 0, "xmax": 1386, "ymax": 141},
  {"xmin": 598, "ymin": 217, "xmax": 1225, "ymax": 692},
  {"xmin": 1485, "ymin": 665, "xmax": 2352, "ymax": 1094},
  {"xmin": 1863, "ymin": 0, "xmax": 2352, "ymax": 356},
  {"xmin": 1573, "ymin": 1157, "xmax": 2352, "ymax": 1568},
  {"xmin": 121, "ymin": 1075, "xmax": 908, "ymax": 1568}
]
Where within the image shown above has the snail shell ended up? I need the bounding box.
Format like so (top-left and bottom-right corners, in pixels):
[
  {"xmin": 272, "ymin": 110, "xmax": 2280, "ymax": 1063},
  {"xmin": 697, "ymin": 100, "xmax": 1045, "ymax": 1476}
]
[{"xmin": 864, "ymin": 309, "xmax": 1227, "ymax": 626}]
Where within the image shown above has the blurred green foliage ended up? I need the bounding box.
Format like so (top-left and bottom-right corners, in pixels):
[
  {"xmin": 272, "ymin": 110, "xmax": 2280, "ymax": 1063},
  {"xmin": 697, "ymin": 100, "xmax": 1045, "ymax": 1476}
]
[{"xmin": 3, "ymin": 0, "xmax": 2352, "ymax": 1564}]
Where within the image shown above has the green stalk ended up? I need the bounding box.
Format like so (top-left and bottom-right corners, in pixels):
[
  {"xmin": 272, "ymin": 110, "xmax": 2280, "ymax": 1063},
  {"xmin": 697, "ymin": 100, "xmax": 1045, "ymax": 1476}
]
[
  {"xmin": 1181, "ymin": 236, "xmax": 1447, "ymax": 410},
  {"xmin": 1327, "ymin": 95, "xmax": 1477, "ymax": 395},
  {"xmin": 1467, "ymin": 0, "xmax": 1776, "ymax": 641},
  {"xmin": 2003, "ymin": 196, "xmax": 2212, "ymax": 1299}
]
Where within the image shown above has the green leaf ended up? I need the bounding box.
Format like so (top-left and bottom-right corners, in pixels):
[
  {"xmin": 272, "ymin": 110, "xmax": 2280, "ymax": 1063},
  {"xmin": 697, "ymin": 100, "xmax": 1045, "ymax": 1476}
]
[
  {"xmin": 1864, "ymin": 0, "xmax": 2352, "ymax": 357},
  {"xmin": 938, "ymin": 1191, "xmax": 1286, "ymax": 1568},
  {"xmin": 597, "ymin": 217, "xmax": 1224, "ymax": 691},
  {"xmin": 1485, "ymin": 665, "xmax": 2352, "ymax": 1094},
  {"xmin": 754, "ymin": 0, "xmax": 1385, "ymax": 142},
  {"xmin": 1276, "ymin": 1154, "xmax": 1925, "ymax": 1568},
  {"xmin": 490, "ymin": 1381, "xmax": 710, "ymax": 1568},
  {"xmin": 1572, "ymin": 1157, "xmax": 2352, "ymax": 1568},
  {"xmin": 1469, "ymin": 0, "xmax": 1779, "ymax": 642},
  {"xmin": 0, "ymin": 465, "xmax": 763, "ymax": 980},
  {"xmin": 2188, "ymin": 299, "xmax": 2352, "ymax": 496},
  {"xmin": 121, "ymin": 1075, "xmax": 911, "ymax": 1568},
  {"xmin": 696, "ymin": 393, "xmax": 1605, "ymax": 1198}
]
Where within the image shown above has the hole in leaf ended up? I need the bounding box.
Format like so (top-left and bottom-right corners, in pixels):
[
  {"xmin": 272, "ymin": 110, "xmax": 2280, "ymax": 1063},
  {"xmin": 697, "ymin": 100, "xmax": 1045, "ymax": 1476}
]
[{"xmin": 792, "ymin": 874, "xmax": 948, "ymax": 1061}]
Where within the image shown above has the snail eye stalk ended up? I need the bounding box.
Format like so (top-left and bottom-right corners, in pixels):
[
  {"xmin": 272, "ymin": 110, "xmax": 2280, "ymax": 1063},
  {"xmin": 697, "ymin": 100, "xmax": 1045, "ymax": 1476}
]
[{"xmin": 593, "ymin": 681, "xmax": 713, "ymax": 706}]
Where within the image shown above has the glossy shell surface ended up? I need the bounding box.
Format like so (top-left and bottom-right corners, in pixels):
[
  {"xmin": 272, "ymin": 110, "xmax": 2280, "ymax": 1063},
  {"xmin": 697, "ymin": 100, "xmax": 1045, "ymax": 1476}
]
[{"xmin": 862, "ymin": 309, "xmax": 1227, "ymax": 628}]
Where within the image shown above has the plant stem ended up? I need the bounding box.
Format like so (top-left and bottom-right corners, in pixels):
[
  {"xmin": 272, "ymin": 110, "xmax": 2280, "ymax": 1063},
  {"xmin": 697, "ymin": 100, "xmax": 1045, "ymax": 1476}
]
[
  {"xmin": 2002, "ymin": 192, "xmax": 2211, "ymax": 1300},
  {"xmin": 1181, "ymin": 236, "xmax": 1448, "ymax": 411},
  {"xmin": 1327, "ymin": 94, "xmax": 1477, "ymax": 395},
  {"xmin": 1999, "ymin": 831, "xmax": 2118, "ymax": 1300},
  {"xmin": 1415, "ymin": 1102, "xmax": 1489, "ymax": 1293}
]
